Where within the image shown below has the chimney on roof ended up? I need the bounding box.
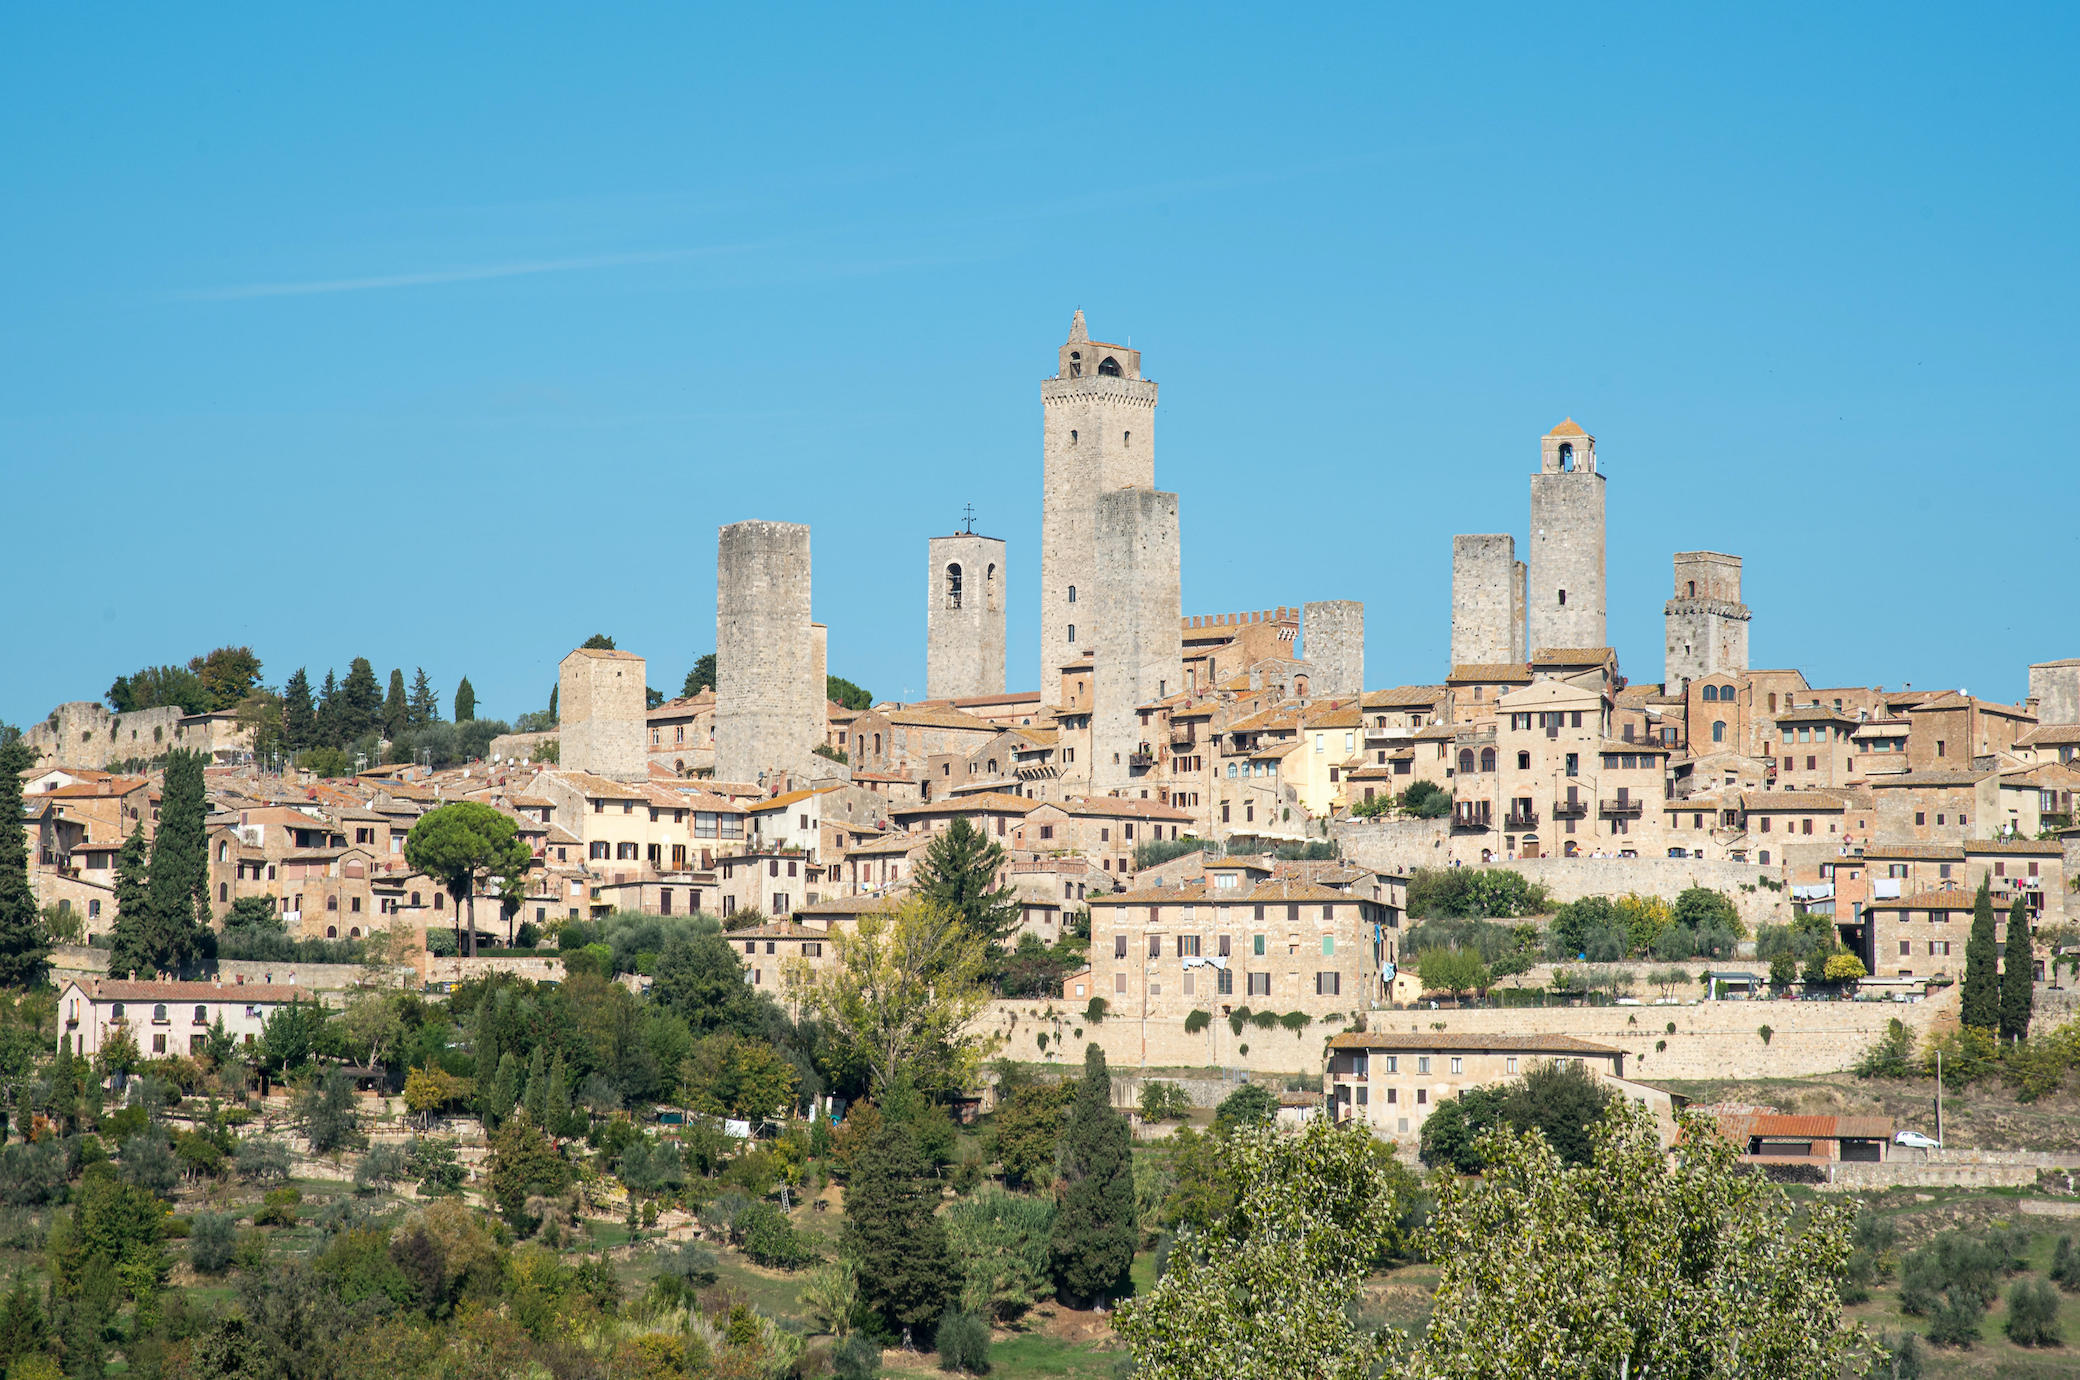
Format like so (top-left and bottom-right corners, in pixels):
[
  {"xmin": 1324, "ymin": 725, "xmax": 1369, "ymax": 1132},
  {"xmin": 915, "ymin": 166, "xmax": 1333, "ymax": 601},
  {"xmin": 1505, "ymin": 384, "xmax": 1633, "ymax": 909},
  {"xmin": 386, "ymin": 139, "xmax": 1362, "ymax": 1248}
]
[{"xmin": 235, "ymin": 973, "xmax": 244, "ymax": 986}]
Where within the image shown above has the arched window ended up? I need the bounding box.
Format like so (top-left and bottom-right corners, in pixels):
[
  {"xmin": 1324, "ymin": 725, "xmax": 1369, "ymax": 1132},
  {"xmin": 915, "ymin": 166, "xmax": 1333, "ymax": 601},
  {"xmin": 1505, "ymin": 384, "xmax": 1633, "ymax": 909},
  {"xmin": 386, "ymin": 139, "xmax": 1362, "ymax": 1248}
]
[
  {"xmin": 1067, "ymin": 624, "xmax": 1077, "ymax": 643},
  {"xmin": 112, "ymin": 1003, "xmax": 125, "ymax": 1021},
  {"xmin": 350, "ymin": 927, "xmax": 360, "ymax": 938},
  {"xmin": 1687, "ymin": 580, "xmax": 1697, "ymax": 596},
  {"xmin": 1099, "ymin": 356, "xmax": 1122, "ymax": 376},
  {"xmin": 410, "ymin": 891, "xmax": 421, "ymax": 906},
  {"xmin": 326, "ymin": 926, "xmax": 337, "ymax": 939},
  {"xmin": 1067, "ymin": 585, "xmax": 1077, "ymax": 604},
  {"xmin": 151, "ymin": 1003, "xmax": 167, "ymax": 1021},
  {"xmin": 1712, "ymin": 721, "xmax": 1726, "ymax": 743},
  {"xmin": 1480, "ymin": 747, "xmax": 1496, "ymax": 773},
  {"xmin": 326, "ymin": 895, "xmax": 338, "ymax": 911},
  {"xmin": 1458, "ymin": 749, "xmax": 1476, "ymax": 775},
  {"xmin": 1701, "ymin": 684, "xmax": 1716, "ymax": 702},
  {"xmin": 194, "ymin": 1005, "xmax": 206, "ymax": 1023},
  {"xmin": 1069, "ymin": 352, "xmax": 1082, "ymax": 378},
  {"xmin": 945, "ymin": 563, "xmax": 962, "ymax": 609},
  {"xmin": 1558, "ymin": 442, "xmax": 1575, "ymax": 471}
]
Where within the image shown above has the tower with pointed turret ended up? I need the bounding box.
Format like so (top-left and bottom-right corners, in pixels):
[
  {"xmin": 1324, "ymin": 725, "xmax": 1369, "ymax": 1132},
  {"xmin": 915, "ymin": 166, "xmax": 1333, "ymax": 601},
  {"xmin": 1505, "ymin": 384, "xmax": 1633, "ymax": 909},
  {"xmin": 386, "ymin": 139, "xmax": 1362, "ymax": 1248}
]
[{"xmin": 1527, "ymin": 418, "xmax": 1606, "ymax": 654}]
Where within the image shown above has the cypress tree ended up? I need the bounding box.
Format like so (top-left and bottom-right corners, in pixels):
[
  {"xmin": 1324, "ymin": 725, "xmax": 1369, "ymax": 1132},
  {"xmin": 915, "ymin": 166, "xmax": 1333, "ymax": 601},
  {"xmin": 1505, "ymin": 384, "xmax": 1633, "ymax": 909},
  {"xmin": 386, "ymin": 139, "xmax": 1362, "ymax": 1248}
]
[
  {"xmin": 338, "ymin": 658, "xmax": 383, "ymax": 743},
  {"xmin": 914, "ymin": 816, "xmax": 1022, "ymax": 945},
  {"xmin": 486, "ymin": 1051, "xmax": 521, "ymax": 1127},
  {"xmin": 842, "ymin": 1114, "xmax": 951, "ymax": 1341},
  {"xmin": 2000, "ymin": 895, "xmax": 2035, "ymax": 1043},
  {"xmin": 383, "ymin": 669, "xmax": 409, "ymax": 740},
  {"xmin": 1049, "ymin": 1043, "xmax": 1136, "ymax": 1307},
  {"xmin": 139, "ymin": 749, "xmax": 211, "ymax": 976},
  {"xmin": 0, "ymin": 736, "xmax": 48, "ymax": 990},
  {"xmin": 407, "ymin": 668, "xmax": 440, "ymax": 728},
  {"xmin": 544, "ymin": 1052, "xmax": 573, "ymax": 1137},
  {"xmin": 105, "ymin": 826, "xmax": 153, "ymax": 979},
  {"xmin": 523, "ymin": 1045, "xmax": 549, "ymax": 1127},
  {"xmin": 454, "ymin": 677, "xmax": 477, "ymax": 723},
  {"xmin": 316, "ymin": 669, "xmax": 342, "ymax": 748},
  {"xmin": 282, "ymin": 668, "xmax": 316, "ymax": 751},
  {"xmin": 1961, "ymin": 879, "xmax": 2000, "ymax": 1031}
]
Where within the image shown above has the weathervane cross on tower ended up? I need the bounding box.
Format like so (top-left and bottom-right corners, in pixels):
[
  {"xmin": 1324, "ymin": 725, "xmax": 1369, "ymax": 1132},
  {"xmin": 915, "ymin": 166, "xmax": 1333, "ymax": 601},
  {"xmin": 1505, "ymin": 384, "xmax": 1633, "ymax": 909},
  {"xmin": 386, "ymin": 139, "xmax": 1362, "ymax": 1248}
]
[{"xmin": 960, "ymin": 503, "xmax": 976, "ymax": 534}]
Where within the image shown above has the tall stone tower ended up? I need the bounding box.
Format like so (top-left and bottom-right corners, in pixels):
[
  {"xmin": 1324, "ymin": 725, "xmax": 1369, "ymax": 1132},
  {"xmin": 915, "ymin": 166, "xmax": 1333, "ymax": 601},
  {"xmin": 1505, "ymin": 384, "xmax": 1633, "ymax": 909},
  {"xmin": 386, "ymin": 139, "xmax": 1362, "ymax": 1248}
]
[
  {"xmin": 1040, "ymin": 311, "xmax": 1157, "ymax": 705},
  {"xmin": 715, "ymin": 520, "xmax": 820, "ymax": 788},
  {"xmin": 1527, "ymin": 418, "xmax": 1607, "ymax": 654},
  {"xmin": 926, "ymin": 530, "xmax": 1007, "ymax": 700},
  {"xmin": 558, "ymin": 646, "xmax": 647, "ymax": 780},
  {"xmin": 1091, "ymin": 488, "xmax": 1182, "ymax": 794},
  {"xmin": 1451, "ymin": 535, "xmax": 1523, "ymax": 665},
  {"xmin": 1663, "ymin": 552, "xmax": 1750, "ymax": 689},
  {"xmin": 1302, "ymin": 601, "xmax": 1364, "ymax": 699}
]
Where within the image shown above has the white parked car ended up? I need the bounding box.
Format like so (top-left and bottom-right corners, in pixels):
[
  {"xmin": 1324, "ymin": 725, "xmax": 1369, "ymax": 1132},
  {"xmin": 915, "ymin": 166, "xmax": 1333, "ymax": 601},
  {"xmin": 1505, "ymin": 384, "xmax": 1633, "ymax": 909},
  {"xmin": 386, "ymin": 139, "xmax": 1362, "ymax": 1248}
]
[{"xmin": 1894, "ymin": 1130, "xmax": 1940, "ymax": 1150}]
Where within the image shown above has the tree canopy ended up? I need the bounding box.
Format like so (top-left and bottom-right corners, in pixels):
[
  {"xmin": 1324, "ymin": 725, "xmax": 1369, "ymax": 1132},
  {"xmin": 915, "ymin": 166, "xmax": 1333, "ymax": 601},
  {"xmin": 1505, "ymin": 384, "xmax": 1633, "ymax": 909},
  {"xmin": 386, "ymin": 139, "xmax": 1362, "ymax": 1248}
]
[
  {"xmin": 1961, "ymin": 879, "xmax": 2000, "ymax": 1030},
  {"xmin": 912, "ymin": 817, "xmax": 1021, "ymax": 946},
  {"xmin": 403, "ymin": 803, "xmax": 531, "ymax": 958},
  {"xmin": 0, "ymin": 735, "xmax": 47, "ymax": 989}
]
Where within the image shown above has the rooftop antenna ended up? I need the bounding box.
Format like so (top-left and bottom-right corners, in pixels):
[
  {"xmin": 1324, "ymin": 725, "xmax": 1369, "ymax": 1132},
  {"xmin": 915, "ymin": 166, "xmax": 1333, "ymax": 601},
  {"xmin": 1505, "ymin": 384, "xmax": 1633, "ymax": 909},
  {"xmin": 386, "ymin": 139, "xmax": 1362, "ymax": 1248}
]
[{"xmin": 960, "ymin": 503, "xmax": 976, "ymax": 535}]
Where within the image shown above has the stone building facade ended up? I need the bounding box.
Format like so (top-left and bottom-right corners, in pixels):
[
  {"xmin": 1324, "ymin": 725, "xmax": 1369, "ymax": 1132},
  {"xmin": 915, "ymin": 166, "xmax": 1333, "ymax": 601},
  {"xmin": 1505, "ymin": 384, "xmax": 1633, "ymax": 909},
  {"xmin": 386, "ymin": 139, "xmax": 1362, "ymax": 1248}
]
[
  {"xmin": 2028, "ymin": 660, "xmax": 2080, "ymax": 726},
  {"xmin": 1091, "ymin": 487, "xmax": 1182, "ymax": 794},
  {"xmin": 1663, "ymin": 551, "xmax": 1751, "ymax": 689},
  {"xmin": 1526, "ymin": 419, "xmax": 1606, "ymax": 654},
  {"xmin": 557, "ymin": 646, "xmax": 647, "ymax": 781},
  {"xmin": 715, "ymin": 519, "xmax": 820, "ymax": 787},
  {"xmin": 926, "ymin": 531, "xmax": 1007, "ymax": 700},
  {"xmin": 1301, "ymin": 600, "xmax": 1365, "ymax": 701},
  {"xmin": 1450, "ymin": 534, "xmax": 1522, "ymax": 666},
  {"xmin": 1040, "ymin": 311, "xmax": 1157, "ymax": 705}
]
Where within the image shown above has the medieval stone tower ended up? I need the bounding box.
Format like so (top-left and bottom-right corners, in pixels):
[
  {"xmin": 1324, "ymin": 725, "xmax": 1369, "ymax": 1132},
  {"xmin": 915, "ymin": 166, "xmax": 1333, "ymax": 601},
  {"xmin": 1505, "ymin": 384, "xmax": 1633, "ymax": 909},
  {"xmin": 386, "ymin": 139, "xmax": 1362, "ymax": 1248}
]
[
  {"xmin": 1527, "ymin": 419, "xmax": 1607, "ymax": 654},
  {"xmin": 926, "ymin": 530, "xmax": 1007, "ymax": 700},
  {"xmin": 558, "ymin": 646, "xmax": 647, "ymax": 780},
  {"xmin": 1040, "ymin": 311, "xmax": 1158, "ymax": 705},
  {"xmin": 715, "ymin": 520, "xmax": 821, "ymax": 787},
  {"xmin": 1301, "ymin": 601, "xmax": 1365, "ymax": 700},
  {"xmin": 1663, "ymin": 551, "xmax": 1750, "ymax": 689},
  {"xmin": 1450, "ymin": 534, "xmax": 1525, "ymax": 666},
  {"xmin": 1091, "ymin": 487, "xmax": 1183, "ymax": 794}
]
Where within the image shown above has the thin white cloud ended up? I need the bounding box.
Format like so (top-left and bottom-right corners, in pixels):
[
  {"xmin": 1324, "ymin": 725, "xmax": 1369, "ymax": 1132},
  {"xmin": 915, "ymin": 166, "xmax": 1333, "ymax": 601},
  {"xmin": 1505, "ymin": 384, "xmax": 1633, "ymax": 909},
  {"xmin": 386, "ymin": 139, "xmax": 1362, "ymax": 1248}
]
[{"xmin": 177, "ymin": 244, "xmax": 749, "ymax": 301}]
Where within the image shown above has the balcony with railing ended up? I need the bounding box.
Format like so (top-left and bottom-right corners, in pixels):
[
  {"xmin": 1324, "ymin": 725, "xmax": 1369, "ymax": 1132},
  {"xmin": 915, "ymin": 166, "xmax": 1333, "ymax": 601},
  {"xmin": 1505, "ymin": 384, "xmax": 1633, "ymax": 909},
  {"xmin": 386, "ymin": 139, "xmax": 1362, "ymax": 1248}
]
[
  {"xmin": 1128, "ymin": 745, "xmax": 1157, "ymax": 770},
  {"xmin": 1504, "ymin": 808, "xmax": 1539, "ymax": 830},
  {"xmin": 1452, "ymin": 801, "xmax": 1493, "ymax": 831},
  {"xmin": 1552, "ymin": 798, "xmax": 1588, "ymax": 819},
  {"xmin": 1600, "ymin": 797, "xmax": 1644, "ymax": 817}
]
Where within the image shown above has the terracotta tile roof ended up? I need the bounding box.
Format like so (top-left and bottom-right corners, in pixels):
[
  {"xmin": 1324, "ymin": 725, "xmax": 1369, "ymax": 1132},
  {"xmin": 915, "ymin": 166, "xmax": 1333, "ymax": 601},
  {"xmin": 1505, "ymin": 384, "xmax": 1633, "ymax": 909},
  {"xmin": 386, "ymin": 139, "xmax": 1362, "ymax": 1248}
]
[
  {"xmin": 1328, "ymin": 1031, "xmax": 1618, "ymax": 1054},
  {"xmin": 725, "ymin": 921, "xmax": 830, "ymax": 940},
  {"xmin": 2019, "ymin": 724, "xmax": 2080, "ymax": 746},
  {"xmin": 1862, "ymin": 843, "xmax": 1966, "ymax": 860},
  {"xmin": 1600, "ymin": 739, "xmax": 1673, "ymax": 755},
  {"xmin": 1093, "ymin": 879, "xmax": 1362, "ymax": 906},
  {"xmin": 892, "ymin": 792, "xmax": 1034, "ymax": 817},
  {"xmin": 1361, "ymin": 685, "xmax": 1447, "ymax": 709},
  {"xmin": 1530, "ymin": 647, "xmax": 1614, "ymax": 667},
  {"xmin": 1713, "ymin": 1112, "xmax": 1894, "ymax": 1141},
  {"xmin": 68, "ymin": 977, "xmax": 314, "ymax": 1004},
  {"xmin": 1868, "ymin": 770, "xmax": 1994, "ymax": 788},
  {"xmin": 1063, "ymin": 796, "xmax": 1192, "ymax": 821},
  {"xmin": 795, "ymin": 895, "xmax": 908, "ymax": 916},
  {"xmin": 844, "ymin": 834, "xmax": 932, "ymax": 856},
  {"xmin": 1546, "ymin": 417, "xmax": 1587, "ymax": 437},
  {"xmin": 1304, "ymin": 705, "xmax": 1363, "ymax": 730},
  {"xmin": 877, "ymin": 706, "xmax": 1000, "ymax": 732},
  {"xmin": 567, "ymin": 647, "xmax": 644, "ymax": 662},
  {"xmin": 1961, "ymin": 839, "xmax": 2063, "ymax": 855},
  {"xmin": 1739, "ymin": 791, "xmax": 1850, "ymax": 811},
  {"xmin": 1865, "ymin": 888, "xmax": 1979, "ymax": 911},
  {"xmin": 1447, "ymin": 663, "xmax": 1533, "ymax": 684},
  {"xmin": 551, "ymin": 770, "xmax": 649, "ymax": 800},
  {"xmin": 745, "ymin": 786, "xmax": 844, "ymax": 813}
]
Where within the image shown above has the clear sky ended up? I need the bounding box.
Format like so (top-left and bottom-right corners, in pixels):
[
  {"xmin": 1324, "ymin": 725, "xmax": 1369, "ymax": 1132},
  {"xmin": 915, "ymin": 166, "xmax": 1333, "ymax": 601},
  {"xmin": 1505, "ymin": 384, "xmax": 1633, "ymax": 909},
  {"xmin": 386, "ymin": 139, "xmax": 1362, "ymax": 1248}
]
[{"xmin": 4, "ymin": 5, "xmax": 2076, "ymax": 728}]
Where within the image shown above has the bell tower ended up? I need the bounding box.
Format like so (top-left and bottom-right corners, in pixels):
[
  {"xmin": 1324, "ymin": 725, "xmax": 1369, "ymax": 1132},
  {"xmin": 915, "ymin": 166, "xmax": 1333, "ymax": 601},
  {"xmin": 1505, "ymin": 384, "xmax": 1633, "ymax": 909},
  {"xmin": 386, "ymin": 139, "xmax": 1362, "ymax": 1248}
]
[{"xmin": 1527, "ymin": 418, "xmax": 1607, "ymax": 654}]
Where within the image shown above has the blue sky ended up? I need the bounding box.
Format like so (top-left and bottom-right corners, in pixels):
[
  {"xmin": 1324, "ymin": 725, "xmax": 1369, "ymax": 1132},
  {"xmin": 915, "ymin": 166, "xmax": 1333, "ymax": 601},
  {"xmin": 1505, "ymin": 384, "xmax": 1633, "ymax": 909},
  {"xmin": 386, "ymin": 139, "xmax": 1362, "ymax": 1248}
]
[{"xmin": 4, "ymin": 5, "xmax": 2076, "ymax": 727}]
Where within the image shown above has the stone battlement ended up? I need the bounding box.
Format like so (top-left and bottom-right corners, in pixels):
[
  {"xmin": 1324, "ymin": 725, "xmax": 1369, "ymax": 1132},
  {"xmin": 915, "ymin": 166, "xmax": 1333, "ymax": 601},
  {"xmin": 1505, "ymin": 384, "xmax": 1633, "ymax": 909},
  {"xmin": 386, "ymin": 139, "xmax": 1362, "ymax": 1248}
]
[{"xmin": 1184, "ymin": 608, "xmax": 1297, "ymax": 631}]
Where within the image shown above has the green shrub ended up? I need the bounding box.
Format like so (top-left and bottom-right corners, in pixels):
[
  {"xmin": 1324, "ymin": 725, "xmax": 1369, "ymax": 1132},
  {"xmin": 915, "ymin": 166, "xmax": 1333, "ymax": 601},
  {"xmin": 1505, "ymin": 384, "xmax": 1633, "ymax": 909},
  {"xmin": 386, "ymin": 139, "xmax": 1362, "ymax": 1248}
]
[
  {"xmin": 934, "ymin": 1308, "xmax": 991, "ymax": 1373},
  {"xmin": 738, "ymin": 1202, "xmax": 818, "ymax": 1270},
  {"xmin": 1182, "ymin": 1009, "xmax": 1211, "ymax": 1035},
  {"xmin": 1133, "ymin": 836, "xmax": 1205, "ymax": 870},
  {"xmin": 1083, "ymin": 997, "xmax": 1108, "ymax": 1025},
  {"xmin": 189, "ymin": 1210, "xmax": 237, "ymax": 1273},
  {"xmin": 2053, "ymin": 1235, "xmax": 2080, "ymax": 1292},
  {"xmin": 2005, "ymin": 1277, "xmax": 2063, "ymax": 1346},
  {"xmin": 254, "ymin": 1186, "xmax": 301, "ymax": 1227},
  {"xmin": 1213, "ymin": 1083, "xmax": 1277, "ymax": 1131},
  {"xmin": 1854, "ymin": 1019, "xmax": 1918, "ymax": 1080},
  {"xmin": 1227, "ymin": 1007, "xmax": 1252, "ymax": 1037},
  {"xmin": 1398, "ymin": 781, "xmax": 1450, "ymax": 818},
  {"xmin": 1137, "ymin": 1082, "xmax": 1191, "ymax": 1122}
]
